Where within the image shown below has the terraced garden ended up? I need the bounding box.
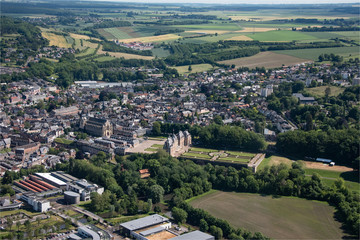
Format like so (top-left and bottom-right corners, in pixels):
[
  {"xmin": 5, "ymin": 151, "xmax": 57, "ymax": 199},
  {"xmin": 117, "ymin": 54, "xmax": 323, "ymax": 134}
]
[{"xmin": 181, "ymin": 147, "xmax": 256, "ymax": 164}]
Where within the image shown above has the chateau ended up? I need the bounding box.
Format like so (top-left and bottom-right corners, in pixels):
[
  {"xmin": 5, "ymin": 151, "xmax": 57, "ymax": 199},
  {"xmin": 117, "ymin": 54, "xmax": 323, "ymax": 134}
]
[
  {"xmin": 80, "ymin": 117, "xmax": 113, "ymax": 137},
  {"xmin": 164, "ymin": 131, "xmax": 191, "ymax": 157}
]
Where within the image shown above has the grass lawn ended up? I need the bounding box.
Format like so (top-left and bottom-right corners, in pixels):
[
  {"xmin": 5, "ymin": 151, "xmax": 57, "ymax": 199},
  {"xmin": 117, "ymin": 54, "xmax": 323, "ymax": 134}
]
[
  {"xmin": 218, "ymin": 157, "xmax": 249, "ymax": 163},
  {"xmin": 54, "ymin": 138, "xmax": 74, "ymax": 145},
  {"xmin": 182, "ymin": 152, "xmax": 211, "ymax": 159},
  {"xmin": 189, "ymin": 191, "xmax": 345, "ymax": 239},
  {"xmin": 305, "ymin": 86, "xmax": 345, "ymax": 97},
  {"xmin": 1, "ymin": 208, "xmax": 40, "ymax": 218},
  {"xmin": 225, "ymin": 151, "xmax": 255, "ymax": 157},
  {"xmin": 189, "ymin": 147, "xmax": 218, "ymax": 153},
  {"xmin": 151, "ymin": 144, "xmax": 164, "ymax": 148},
  {"xmin": 246, "ymin": 30, "xmax": 318, "ymax": 42},
  {"xmin": 321, "ymin": 178, "xmax": 360, "ymax": 193},
  {"xmin": 0, "ymin": 148, "xmax": 11, "ymax": 154},
  {"xmin": 273, "ymin": 46, "xmax": 360, "ymax": 61},
  {"xmin": 145, "ymin": 148, "xmax": 159, "ymax": 152},
  {"xmin": 173, "ymin": 64, "xmax": 215, "ymax": 75}
]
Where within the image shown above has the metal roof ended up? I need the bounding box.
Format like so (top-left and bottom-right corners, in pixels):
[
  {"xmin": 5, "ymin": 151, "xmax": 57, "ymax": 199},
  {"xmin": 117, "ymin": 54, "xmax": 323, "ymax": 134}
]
[
  {"xmin": 170, "ymin": 231, "xmax": 214, "ymax": 240},
  {"xmin": 120, "ymin": 214, "xmax": 169, "ymax": 231},
  {"xmin": 78, "ymin": 226, "xmax": 100, "ymax": 240},
  {"xmin": 35, "ymin": 172, "xmax": 66, "ymax": 186},
  {"xmin": 139, "ymin": 226, "xmax": 165, "ymax": 236}
]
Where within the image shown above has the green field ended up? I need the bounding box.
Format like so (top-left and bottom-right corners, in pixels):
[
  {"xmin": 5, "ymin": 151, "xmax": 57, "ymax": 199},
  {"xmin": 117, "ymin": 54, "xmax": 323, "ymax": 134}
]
[
  {"xmin": 305, "ymin": 86, "xmax": 345, "ymax": 97},
  {"xmin": 225, "ymin": 151, "xmax": 255, "ymax": 157},
  {"xmin": 54, "ymin": 138, "xmax": 74, "ymax": 145},
  {"xmin": 218, "ymin": 157, "xmax": 249, "ymax": 163},
  {"xmin": 182, "ymin": 152, "xmax": 212, "ymax": 159},
  {"xmin": 246, "ymin": 30, "xmax": 318, "ymax": 42},
  {"xmin": 173, "ymin": 64, "xmax": 214, "ymax": 75},
  {"xmin": 173, "ymin": 23, "xmax": 241, "ymax": 31},
  {"xmin": 189, "ymin": 191, "xmax": 345, "ymax": 239},
  {"xmin": 273, "ymin": 46, "xmax": 360, "ymax": 60},
  {"xmin": 189, "ymin": 147, "xmax": 218, "ymax": 153}
]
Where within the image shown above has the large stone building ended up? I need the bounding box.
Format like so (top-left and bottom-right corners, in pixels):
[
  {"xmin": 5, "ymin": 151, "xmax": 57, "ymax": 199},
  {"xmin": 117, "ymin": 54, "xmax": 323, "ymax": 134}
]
[
  {"xmin": 164, "ymin": 131, "xmax": 191, "ymax": 157},
  {"xmin": 81, "ymin": 117, "xmax": 113, "ymax": 137}
]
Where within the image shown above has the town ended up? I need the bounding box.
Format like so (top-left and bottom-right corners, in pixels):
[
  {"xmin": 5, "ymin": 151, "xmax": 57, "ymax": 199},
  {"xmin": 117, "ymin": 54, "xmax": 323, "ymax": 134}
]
[{"xmin": 0, "ymin": 1, "xmax": 359, "ymax": 240}]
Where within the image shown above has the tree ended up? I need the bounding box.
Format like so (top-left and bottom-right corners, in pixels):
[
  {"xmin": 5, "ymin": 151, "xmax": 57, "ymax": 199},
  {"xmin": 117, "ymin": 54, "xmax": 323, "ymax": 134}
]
[
  {"xmin": 148, "ymin": 184, "xmax": 164, "ymax": 203},
  {"xmin": 152, "ymin": 122, "xmax": 161, "ymax": 136},
  {"xmin": 172, "ymin": 207, "xmax": 188, "ymax": 225},
  {"xmin": 210, "ymin": 225, "xmax": 223, "ymax": 240},
  {"xmin": 16, "ymin": 221, "xmax": 21, "ymax": 232},
  {"xmin": 7, "ymin": 217, "xmax": 13, "ymax": 231},
  {"xmin": 199, "ymin": 218, "xmax": 209, "ymax": 232},
  {"xmin": 188, "ymin": 65, "xmax": 192, "ymax": 72},
  {"xmin": 24, "ymin": 220, "xmax": 31, "ymax": 233},
  {"xmin": 244, "ymin": 95, "xmax": 251, "ymax": 104},
  {"xmin": 305, "ymin": 112, "xmax": 313, "ymax": 131},
  {"xmin": 146, "ymin": 199, "xmax": 153, "ymax": 213},
  {"xmin": 325, "ymin": 87, "xmax": 331, "ymax": 101},
  {"xmin": 154, "ymin": 205, "xmax": 161, "ymax": 213}
]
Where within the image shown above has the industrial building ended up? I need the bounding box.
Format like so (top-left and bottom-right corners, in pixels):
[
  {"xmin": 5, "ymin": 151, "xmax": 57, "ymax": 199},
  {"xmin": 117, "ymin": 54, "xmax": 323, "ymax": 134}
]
[
  {"xmin": 120, "ymin": 214, "xmax": 214, "ymax": 240},
  {"xmin": 170, "ymin": 231, "xmax": 214, "ymax": 240},
  {"xmin": 68, "ymin": 224, "xmax": 112, "ymax": 240},
  {"xmin": 120, "ymin": 214, "xmax": 174, "ymax": 240},
  {"xmin": 17, "ymin": 192, "xmax": 51, "ymax": 212},
  {"xmin": 64, "ymin": 191, "xmax": 80, "ymax": 204}
]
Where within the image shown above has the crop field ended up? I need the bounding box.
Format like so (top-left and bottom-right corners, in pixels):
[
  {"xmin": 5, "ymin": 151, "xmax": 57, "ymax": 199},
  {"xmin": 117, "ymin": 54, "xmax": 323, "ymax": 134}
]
[
  {"xmin": 245, "ymin": 30, "xmax": 318, "ymax": 42},
  {"xmin": 189, "ymin": 191, "xmax": 345, "ymax": 239},
  {"xmin": 97, "ymin": 46, "xmax": 154, "ymax": 60},
  {"xmin": 93, "ymin": 56, "xmax": 116, "ymax": 62},
  {"xmin": 225, "ymin": 35, "xmax": 253, "ymax": 41},
  {"xmin": 41, "ymin": 32, "xmax": 72, "ymax": 48},
  {"xmin": 273, "ymin": 46, "xmax": 360, "ymax": 60},
  {"xmin": 173, "ymin": 64, "xmax": 214, "ymax": 75},
  {"xmin": 305, "ymin": 86, "xmax": 345, "ymax": 97},
  {"xmin": 235, "ymin": 27, "xmax": 281, "ymax": 33},
  {"xmin": 173, "ymin": 23, "xmax": 241, "ymax": 31},
  {"xmin": 116, "ymin": 34, "xmax": 181, "ymax": 43},
  {"xmin": 219, "ymin": 51, "xmax": 311, "ymax": 69},
  {"xmin": 185, "ymin": 30, "xmax": 230, "ymax": 34}
]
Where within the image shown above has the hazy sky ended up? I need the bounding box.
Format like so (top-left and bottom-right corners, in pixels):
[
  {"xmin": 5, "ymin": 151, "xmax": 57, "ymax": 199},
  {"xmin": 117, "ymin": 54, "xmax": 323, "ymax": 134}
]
[{"xmin": 103, "ymin": 0, "xmax": 357, "ymax": 4}]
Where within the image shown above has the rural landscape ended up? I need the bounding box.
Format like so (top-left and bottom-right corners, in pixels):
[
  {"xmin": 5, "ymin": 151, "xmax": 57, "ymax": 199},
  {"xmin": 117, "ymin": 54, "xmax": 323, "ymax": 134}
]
[{"xmin": 0, "ymin": 1, "xmax": 359, "ymax": 240}]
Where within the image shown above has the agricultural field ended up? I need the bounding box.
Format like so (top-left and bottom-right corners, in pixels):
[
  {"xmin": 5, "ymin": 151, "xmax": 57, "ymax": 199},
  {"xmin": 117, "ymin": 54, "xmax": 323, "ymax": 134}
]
[
  {"xmin": 173, "ymin": 64, "xmax": 214, "ymax": 75},
  {"xmin": 218, "ymin": 51, "xmax": 311, "ymax": 69},
  {"xmin": 119, "ymin": 34, "xmax": 181, "ymax": 43},
  {"xmin": 245, "ymin": 30, "xmax": 319, "ymax": 42},
  {"xmin": 305, "ymin": 86, "xmax": 345, "ymax": 97},
  {"xmin": 41, "ymin": 31, "xmax": 72, "ymax": 48},
  {"xmin": 273, "ymin": 46, "xmax": 360, "ymax": 61},
  {"xmin": 97, "ymin": 46, "xmax": 154, "ymax": 60},
  {"xmin": 189, "ymin": 191, "xmax": 345, "ymax": 239}
]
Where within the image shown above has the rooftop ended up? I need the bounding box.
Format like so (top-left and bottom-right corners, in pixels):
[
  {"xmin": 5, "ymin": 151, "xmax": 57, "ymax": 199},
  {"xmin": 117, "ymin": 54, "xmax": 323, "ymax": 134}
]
[
  {"xmin": 170, "ymin": 230, "xmax": 214, "ymax": 240},
  {"xmin": 35, "ymin": 172, "xmax": 66, "ymax": 186},
  {"xmin": 120, "ymin": 214, "xmax": 169, "ymax": 231}
]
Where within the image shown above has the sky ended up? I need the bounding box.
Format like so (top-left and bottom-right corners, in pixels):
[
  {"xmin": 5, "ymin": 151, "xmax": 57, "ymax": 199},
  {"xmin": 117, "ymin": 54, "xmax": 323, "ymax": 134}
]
[{"xmin": 101, "ymin": 0, "xmax": 357, "ymax": 4}]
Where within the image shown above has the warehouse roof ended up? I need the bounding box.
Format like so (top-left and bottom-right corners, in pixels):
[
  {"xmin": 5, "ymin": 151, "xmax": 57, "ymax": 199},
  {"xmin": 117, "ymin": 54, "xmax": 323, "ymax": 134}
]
[
  {"xmin": 170, "ymin": 231, "xmax": 214, "ymax": 240},
  {"xmin": 120, "ymin": 214, "xmax": 169, "ymax": 231}
]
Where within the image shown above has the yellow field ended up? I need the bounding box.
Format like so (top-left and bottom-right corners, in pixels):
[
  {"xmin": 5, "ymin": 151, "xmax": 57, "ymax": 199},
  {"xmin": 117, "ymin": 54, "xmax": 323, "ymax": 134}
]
[
  {"xmin": 116, "ymin": 34, "xmax": 181, "ymax": 43},
  {"xmin": 98, "ymin": 46, "xmax": 154, "ymax": 60},
  {"xmin": 41, "ymin": 32, "xmax": 71, "ymax": 48},
  {"xmin": 69, "ymin": 33, "xmax": 91, "ymax": 40},
  {"xmin": 69, "ymin": 33, "xmax": 101, "ymax": 41},
  {"xmin": 173, "ymin": 64, "xmax": 214, "ymax": 75},
  {"xmin": 186, "ymin": 30, "xmax": 229, "ymax": 34},
  {"xmin": 235, "ymin": 27, "xmax": 284, "ymax": 33},
  {"xmin": 226, "ymin": 35, "xmax": 253, "ymax": 41}
]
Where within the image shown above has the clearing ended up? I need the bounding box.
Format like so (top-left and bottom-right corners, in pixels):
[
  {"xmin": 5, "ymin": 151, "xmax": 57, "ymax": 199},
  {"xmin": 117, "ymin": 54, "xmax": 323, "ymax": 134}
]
[
  {"xmin": 225, "ymin": 35, "xmax": 253, "ymax": 41},
  {"xmin": 173, "ymin": 64, "xmax": 214, "ymax": 75},
  {"xmin": 189, "ymin": 191, "xmax": 345, "ymax": 239},
  {"xmin": 305, "ymin": 86, "xmax": 345, "ymax": 97},
  {"xmin": 218, "ymin": 51, "xmax": 311, "ymax": 69}
]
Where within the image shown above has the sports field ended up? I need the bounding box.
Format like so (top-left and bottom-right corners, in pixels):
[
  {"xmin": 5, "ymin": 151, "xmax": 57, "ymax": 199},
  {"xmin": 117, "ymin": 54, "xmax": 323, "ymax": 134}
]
[
  {"xmin": 218, "ymin": 51, "xmax": 311, "ymax": 69},
  {"xmin": 189, "ymin": 191, "xmax": 345, "ymax": 239}
]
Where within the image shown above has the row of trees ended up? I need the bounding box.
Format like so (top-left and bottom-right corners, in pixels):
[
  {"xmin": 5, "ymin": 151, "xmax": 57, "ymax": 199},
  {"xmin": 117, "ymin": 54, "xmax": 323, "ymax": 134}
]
[
  {"xmin": 276, "ymin": 128, "xmax": 359, "ymax": 168},
  {"xmin": 152, "ymin": 122, "xmax": 267, "ymax": 152}
]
